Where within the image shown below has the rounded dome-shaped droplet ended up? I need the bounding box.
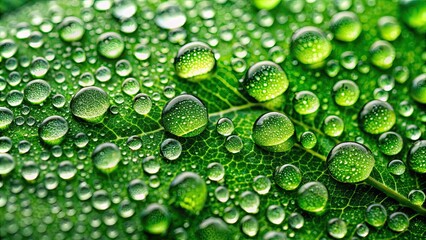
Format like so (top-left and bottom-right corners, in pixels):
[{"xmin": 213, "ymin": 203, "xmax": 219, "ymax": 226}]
[
  {"xmin": 407, "ymin": 140, "xmax": 426, "ymax": 173},
  {"xmin": 365, "ymin": 203, "xmax": 387, "ymax": 227},
  {"xmin": 0, "ymin": 153, "xmax": 15, "ymax": 175},
  {"xmin": 410, "ymin": 74, "xmax": 426, "ymax": 104},
  {"xmin": 207, "ymin": 162, "xmax": 225, "ymax": 182},
  {"xmin": 24, "ymin": 79, "xmax": 51, "ymax": 104},
  {"xmin": 57, "ymin": 161, "xmax": 77, "ymax": 180},
  {"xmin": 241, "ymin": 215, "xmax": 259, "ymax": 237},
  {"xmin": 38, "ymin": 116, "xmax": 69, "ymax": 145},
  {"xmin": 252, "ymin": 112, "xmax": 295, "ymax": 152},
  {"xmin": 293, "ymin": 91, "xmax": 320, "ymax": 115},
  {"xmin": 161, "ymin": 94, "xmax": 208, "ymax": 137},
  {"xmin": 327, "ymin": 142, "xmax": 375, "ymax": 183},
  {"xmin": 58, "ymin": 16, "xmax": 85, "ymax": 42},
  {"xmin": 155, "ymin": 2, "xmax": 186, "ymax": 30},
  {"xmin": 128, "ymin": 179, "xmax": 149, "ymax": 201},
  {"xmin": 300, "ymin": 131, "xmax": 317, "ymax": 149},
  {"xmin": 169, "ymin": 172, "xmax": 207, "ymax": 214},
  {"xmin": 266, "ymin": 205, "xmax": 285, "ymax": 225},
  {"xmin": 356, "ymin": 223, "xmax": 369, "ymax": 238},
  {"xmin": 388, "ymin": 212, "xmax": 409, "ymax": 232},
  {"xmin": 225, "ymin": 135, "xmax": 243, "ymax": 153},
  {"xmin": 0, "ymin": 136, "xmax": 12, "ymax": 153},
  {"xmin": 408, "ymin": 189, "xmax": 425, "ymax": 206},
  {"xmin": 243, "ymin": 61, "xmax": 289, "ymax": 102},
  {"xmin": 323, "ymin": 115, "xmax": 344, "ymax": 137},
  {"xmin": 133, "ymin": 93, "xmax": 152, "ymax": 115},
  {"xmin": 239, "ymin": 191, "xmax": 260, "ymax": 214},
  {"xmin": 196, "ymin": 217, "xmax": 231, "ymax": 240},
  {"xmin": 288, "ymin": 212, "xmax": 304, "ymax": 229},
  {"xmin": 215, "ymin": 186, "xmax": 229, "ymax": 203},
  {"xmin": 216, "ymin": 117, "xmax": 234, "ymax": 136},
  {"xmin": 97, "ymin": 32, "xmax": 124, "ymax": 59},
  {"xmin": 174, "ymin": 42, "xmax": 216, "ymax": 82},
  {"xmin": 21, "ymin": 161, "xmax": 39, "ymax": 181},
  {"xmin": 141, "ymin": 203, "xmax": 170, "ymax": 234},
  {"xmin": 92, "ymin": 190, "xmax": 111, "ymax": 210},
  {"xmin": 399, "ymin": 0, "xmax": 426, "ymax": 33},
  {"xmin": 253, "ymin": 0, "xmax": 281, "ymax": 10},
  {"xmin": 387, "ymin": 159, "xmax": 406, "ymax": 175},
  {"xmin": 30, "ymin": 57, "xmax": 49, "ymax": 78},
  {"xmin": 330, "ymin": 11, "xmax": 362, "ymax": 42},
  {"xmin": 142, "ymin": 156, "xmax": 160, "ymax": 174},
  {"xmin": 274, "ymin": 164, "xmax": 302, "ymax": 191},
  {"xmin": 327, "ymin": 218, "xmax": 347, "ymax": 239},
  {"xmin": 369, "ymin": 40, "xmax": 395, "ymax": 69},
  {"xmin": 378, "ymin": 16, "xmax": 401, "ymax": 41},
  {"xmin": 0, "ymin": 107, "xmax": 14, "ymax": 130},
  {"xmin": 332, "ymin": 80, "xmax": 360, "ymax": 106},
  {"xmin": 297, "ymin": 181, "xmax": 328, "ymax": 213},
  {"xmin": 291, "ymin": 26, "xmax": 332, "ymax": 65},
  {"xmin": 378, "ymin": 131, "xmax": 403, "ymax": 156},
  {"xmin": 91, "ymin": 142, "xmax": 121, "ymax": 173},
  {"xmin": 160, "ymin": 138, "xmax": 182, "ymax": 160},
  {"xmin": 359, "ymin": 100, "xmax": 396, "ymax": 134},
  {"xmin": 70, "ymin": 86, "xmax": 110, "ymax": 123},
  {"xmin": 252, "ymin": 175, "xmax": 271, "ymax": 195},
  {"xmin": 0, "ymin": 39, "xmax": 18, "ymax": 58},
  {"xmin": 126, "ymin": 135, "xmax": 142, "ymax": 150},
  {"xmin": 121, "ymin": 78, "xmax": 140, "ymax": 96}
]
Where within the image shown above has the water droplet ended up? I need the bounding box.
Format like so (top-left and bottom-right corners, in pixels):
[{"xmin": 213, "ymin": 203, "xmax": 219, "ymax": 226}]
[
  {"xmin": 410, "ymin": 73, "xmax": 426, "ymax": 104},
  {"xmin": 21, "ymin": 161, "xmax": 39, "ymax": 181},
  {"xmin": 387, "ymin": 159, "xmax": 406, "ymax": 175},
  {"xmin": 330, "ymin": 11, "xmax": 362, "ymax": 42},
  {"xmin": 323, "ymin": 115, "xmax": 344, "ymax": 137},
  {"xmin": 0, "ymin": 136, "xmax": 12, "ymax": 153},
  {"xmin": 369, "ymin": 40, "xmax": 395, "ymax": 69},
  {"xmin": 291, "ymin": 26, "xmax": 332, "ymax": 65},
  {"xmin": 378, "ymin": 131, "xmax": 403, "ymax": 156},
  {"xmin": 297, "ymin": 181, "xmax": 328, "ymax": 213},
  {"xmin": 57, "ymin": 161, "xmax": 77, "ymax": 180},
  {"xmin": 133, "ymin": 93, "xmax": 152, "ymax": 115},
  {"xmin": 91, "ymin": 143, "xmax": 121, "ymax": 173},
  {"xmin": 58, "ymin": 16, "xmax": 85, "ymax": 42},
  {"xmin": 207, "ymin": 162, "xmax": 225, "ymax": 181},
  {"xmin": 356, "ymin": 223, "xmax": 369, "ymax": 238},
  {"xmin": 327, "ymin": 142, "xmax": 375, "ymax": 183},
  {"xmin": 332, "ymin": 80, "xmax": 359, "ymax": 107},
  {"xmin": 0, "ymin": 107, "xmax": 14, "ymax": 130},
  {"xmin": 162, "ymin": 94, "xmax": 208, "ymax": 137},
  {"xmin": 327, "ymin": 218, "xmax": 347, "ymax": 239},
  {"xmin": 407, "ymin": 140, "xmax": 426, "ymax": 173},
  {"xmin": 70, "ymin": 86, "xmax": 110, "ymax": 123},
  {"xmin": 393, "ymin": 66, "xmax": 409, "ymax": 84},
  {"xmin": 388, "ymin": 212, "xmax": 409, "ymax": 232},
  {"xmin": 252, "ymin": 112, "xmax": 295, "ymax": 152},
  {"xmin": 174, "ymin": 42, "xmax": 216, "ymax": 82},
  {"xmin": 225, "ymin": 135, "xmax": 243, "ymax": 153},
  {"xmin": 155, "ymin": 2, "xmax": 186, "ymax": 30},
  {"xmin": 253, "ymin": 175, "xmax": 271, "ymax": 195},
  {"xmin": 128, "ymin": 179, "xmax": 149, "ymax": 201},
  {"xmin": 216, "ymin": 117, "xmax": 234, "ymax": 136},
  {"xmin": 365, "ymin": 203, "xmax": 387, "ymax": 227},
  {"xmin": 161, "ymin": 138, "xmax": 182, "ymax": 161},
  {"xmin": 169, "ymin": 172, "xmax": 207, "ymax": 214},
  {"xmin": 274, "ymin": 164, "xmax": 302, "ymax": 190},
  {"xmin": 97, "ymin": 32, "xmax": 124, "ymax": 59},
  {"xmin": 378, "ymin": 16, "xmax": 401, "ymax": 41},
  {"xmin": 241, "ymin": 215, "xmax": 259, "ymax": 237},
  {"xmin": 399, "ymin": 0, "xmax": 426, "ymax": 33},
  {"xmin": 243, "ymin": 61, "xmax": 289, "ymax": 102},
  {"xmin": 142, "ymin": 156, "xmax": 160, "ymax": 174},
  {"xmin": 253, "ymin": 0, "xmax": 281, "ymax": 10},
  {"xmin": 0, "ymin": 39, "xmax": 18, "ymax": 58},
  {"xmin": 24, "ymin": 79, "xmax": 51, "ymax": 104},
  {"xmin": 0, "ymin": 153, "xmax": 15, "ymax": 175},
  {"xmin": 112, "ymin": 0, "xmax": 137, "ymax": 20},
  {"xmin": 90, "ymin": 189, "xmax": 110, "ymax": 212},
  {"xmin": 215, "ymin": 186, "xmax": 229, "ymax": 203},
  {"xmin": 293, "ymin": 91, "xmax": 320, "ymax": 115},
  {"xmin": 340, "ymin": 51, "xmax": 358, "ymax": 70},
  {"xmin": 38, "ymin": 116, "xmax": 69, "ymax": 145},
  {"xmin": 126, "ymin": 136, "xmax": 142, "ymax": 151},
  {"xmin": 267, "ymin": 205, "xmax": 285, "ymax": 225},
  {"xmin": 196, "ymin": 217, "xmax": 231, "ymax": 239},
  {"xmin": 359, "ymin": 100, "xmax": 396, "ymax": 134},
  {"xmin": 30, "ymin": 57, "xmax": 49, "ymax": 78},
  {"xmin": 239, "ymin": 191, "xmax": 260, "ymax": 214}
]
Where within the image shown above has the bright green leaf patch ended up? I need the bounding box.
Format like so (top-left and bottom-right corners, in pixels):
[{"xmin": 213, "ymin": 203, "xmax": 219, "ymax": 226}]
[{"xmin": 0, "ymin": 0, "xmax": 426, "ymax": 239}]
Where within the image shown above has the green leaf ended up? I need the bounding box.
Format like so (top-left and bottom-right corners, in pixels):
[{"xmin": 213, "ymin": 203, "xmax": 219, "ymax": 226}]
[{"xmin": 0, "ymin": 0, "xmax": 425, "ymax": 239}]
